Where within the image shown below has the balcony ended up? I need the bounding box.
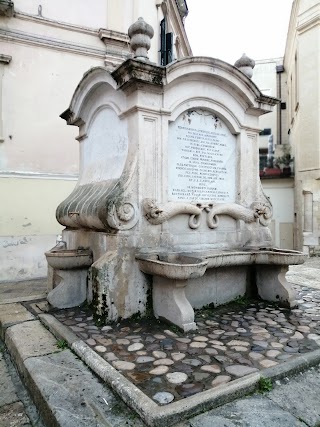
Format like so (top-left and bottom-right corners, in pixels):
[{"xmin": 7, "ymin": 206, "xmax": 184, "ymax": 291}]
[{"xmin": 259, "ymin": 151, "xmax": 294, "ymax": 179}]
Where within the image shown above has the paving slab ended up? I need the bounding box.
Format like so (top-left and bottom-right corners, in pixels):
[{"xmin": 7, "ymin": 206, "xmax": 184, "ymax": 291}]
[
  {"xmin": 268, "ymin": 366, "xmax": 320, "ymax": 427},
  {"xmin": 23, "ymin": 349, "xmax": 146, "ymax": 427},
  {"xmin": 0, "ymin": 278, "xmax": 47, "ymax": 304},
  {"xmin": 0, "ymin": 303, "xmax": 35, "ymax": 340},
  {"xmin": 188, "ymin": 395, "xmax": 308, "ymax": 427},
  {"xmin": 5, "ymin": 320, "xmax": 60, "ymax": 374},
  {"xmin": 0, "ymin": 350, "xmax": 19, "ymax": 406}
]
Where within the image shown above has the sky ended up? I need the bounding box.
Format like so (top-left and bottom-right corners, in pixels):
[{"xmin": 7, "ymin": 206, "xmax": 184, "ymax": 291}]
[{"xmin": 185, "ymin": 0, "xmax": 293, "ymax": 64}]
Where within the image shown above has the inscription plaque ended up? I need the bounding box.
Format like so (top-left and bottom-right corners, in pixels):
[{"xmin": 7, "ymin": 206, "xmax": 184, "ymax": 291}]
[{"xmin": 168, "ymin": 109, "xmax": 236, "ymax": 202}]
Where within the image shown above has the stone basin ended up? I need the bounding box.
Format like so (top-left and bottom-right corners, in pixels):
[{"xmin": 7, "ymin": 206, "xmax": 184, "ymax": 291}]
[
  {"xmin": 136, "ymin": 253, "xmax": 208, "ymax": 280},
  {"xmin": 196, "ymin": 248, "xmax": 308, "ymax": 269},
  {"xmin": 136, "ymin": 247, "xmax": 307, "ymax": 332},
  {"xmin": 45, "ymin": 249, "xmax": 93, "ymax": 270}
]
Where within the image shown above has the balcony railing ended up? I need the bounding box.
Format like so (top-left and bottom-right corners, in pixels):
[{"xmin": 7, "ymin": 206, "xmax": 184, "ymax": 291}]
[{"xmin": 259, "ymin": 154, "xmax": 294, "ymax": 179}]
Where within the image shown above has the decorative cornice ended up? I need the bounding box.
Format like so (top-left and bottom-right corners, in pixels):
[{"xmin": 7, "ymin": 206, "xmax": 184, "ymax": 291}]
[
  {"xmin": 98, "ymin": 28, "xmax": 129, "ymax": 48},
  {"xmin": 0, "ymin": 171, "xmax": 78, "ymax": 180},
  {"xmin": 119, "ymin": 104, "xmax": 171, "ymax": 119},
  {"xmin": 112, "ymin": 58, "xmax": 165, "ymax": 91},
  {"xmin": 0, "ymin": 28, "xmax": 106, "ymax": 58},
  {"xmin": 14, "ymin": 11, "xmax": 99, "ymax": 36},
  {"xmin": 297, "ymin": 13, "xmax": 320, "ymax": 35}
]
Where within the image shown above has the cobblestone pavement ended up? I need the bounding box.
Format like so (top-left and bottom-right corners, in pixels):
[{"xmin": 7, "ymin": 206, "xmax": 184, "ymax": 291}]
[
  {"xmin": 39, "ymin": 281, "xmax": 320, "ymax": 407},
  {"xmin": 287, "ymin": 257, "xmax": 320, "ymax": 290},
  {"xmin": 0, "ymin": 257, "xmax": 320, "ymax": 425}
]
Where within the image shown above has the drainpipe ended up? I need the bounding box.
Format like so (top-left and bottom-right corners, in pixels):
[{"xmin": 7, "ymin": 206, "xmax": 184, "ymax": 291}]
[
  {"xmin": 276, "ymin": 64, "xmax": 284, "ymax": 145},
  {"xmin": 267, "ymin": 135, "xmax": 274, "ymax": 168}
]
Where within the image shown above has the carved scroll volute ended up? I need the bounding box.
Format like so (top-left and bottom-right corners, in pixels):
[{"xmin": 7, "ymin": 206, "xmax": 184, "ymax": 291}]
[
  {"xmin": 251, "ymin": 201, "xmax": 273, "ymax": 226},
  {"xmin": 106, "ymin": 201, "xmax": 139, "ymax": 230}
]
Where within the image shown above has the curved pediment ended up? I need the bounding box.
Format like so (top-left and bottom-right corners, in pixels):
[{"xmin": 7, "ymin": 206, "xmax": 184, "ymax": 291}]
[
  {"xmin": 165, "ymin": 57, "xmax": 278, "ymax": 118},
  {"xmin": 60, "ymin": 67, "xmax": 126, "ymax": 133}
]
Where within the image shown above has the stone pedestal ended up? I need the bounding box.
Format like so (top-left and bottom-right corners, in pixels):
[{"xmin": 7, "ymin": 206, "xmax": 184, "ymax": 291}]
[
  {"xmin": 153, "ymin": 277, "xmax": 197, "ymax": 332},
  {"xmin": 47, "ymin": 269, "xmax": 88, "ymax": 309},
  {"xmin": 256, "ymin": 265, "xmax": 298, "ymax": 308}
]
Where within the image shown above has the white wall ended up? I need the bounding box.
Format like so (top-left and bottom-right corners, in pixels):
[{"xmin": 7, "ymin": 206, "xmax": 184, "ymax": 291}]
[
  {"xmin": 284, "ymin": 0, "xmax": 320, "ymax": 252},
  {"xmin": 0, "ymin": 177, "xmax": 76, "ymax": 281},
  {"xmin": 14, "ymin": 0, "xmax": 108, "ymax": 28},
  {"xmin": 262, "ymin": 179, "xmax": 294, "ymax": 248},
  {"xmin": 253, "ymin": 59, "xmax": 280, "ymax": 144}
]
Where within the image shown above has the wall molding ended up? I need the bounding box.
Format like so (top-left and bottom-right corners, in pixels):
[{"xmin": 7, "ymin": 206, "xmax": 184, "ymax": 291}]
[
  {"xmin": 15, "ymin": 11, "xmax": 99, "ymax": 36},
  {"xmin": 0, "ymin": 171, "xmax": 78, "ymax": 180},
  {"xmin": 298, "ymin": 14, "xmax": 320, "ymax": 35},
  {"xmin": 0, "ymin": 27, "xmax": 107, "ymax": 58}
]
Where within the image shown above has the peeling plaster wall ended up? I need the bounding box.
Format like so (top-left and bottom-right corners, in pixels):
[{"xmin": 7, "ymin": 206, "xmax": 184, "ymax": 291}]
[{"xmin": 0, "ymin": 177, "xmax": 76, "ymax": 282}]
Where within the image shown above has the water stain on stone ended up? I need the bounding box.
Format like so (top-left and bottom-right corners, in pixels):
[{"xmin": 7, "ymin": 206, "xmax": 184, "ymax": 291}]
[
  {"xmin": 127, "ymin": 372, "xmax": 151, "ymax": 383},
  {"xmin": 176, "ymin": 382, "xmax": 204, "ymax": 397}
]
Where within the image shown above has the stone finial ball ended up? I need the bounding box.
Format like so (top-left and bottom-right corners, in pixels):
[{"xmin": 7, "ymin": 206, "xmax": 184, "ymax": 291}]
[
  {"xmin": 128, "ymin": 17, "xmax": 154, "ymax": 60},
  {"xmin": 234, "ymin": 53, "xmax": 255, "ymax": 79}
]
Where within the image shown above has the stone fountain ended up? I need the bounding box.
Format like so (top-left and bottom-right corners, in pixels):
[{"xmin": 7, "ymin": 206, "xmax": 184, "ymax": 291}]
[{"xmin": 46, "ymin": 18, "xmax": 306, "ymax": 331}]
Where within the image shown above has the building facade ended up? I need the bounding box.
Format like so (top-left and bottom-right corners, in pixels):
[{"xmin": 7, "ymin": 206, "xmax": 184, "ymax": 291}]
[
  {"xmin": 252, "ymin": 0, "xmax": 320, "ymax": 254},
  {"xmin": 284, "ymin": 0, "xmax": 320, "ymax": 253},
  {"xmin": 0, "ymin": 0, "xmax": 191, "ymax": 282},
  {"xmin": 252, "ymin": 58, "xmax": 295, "ymax": 250}
]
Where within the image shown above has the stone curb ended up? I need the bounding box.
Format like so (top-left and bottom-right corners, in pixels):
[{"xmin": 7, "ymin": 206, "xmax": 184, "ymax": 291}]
[
  {"xmin": 38, "ymin": 313, "xmax": 79, "ymax": 346},
  {"xmin": 262, "ymin": 348, "xmax": 320, "ymax": 381}
]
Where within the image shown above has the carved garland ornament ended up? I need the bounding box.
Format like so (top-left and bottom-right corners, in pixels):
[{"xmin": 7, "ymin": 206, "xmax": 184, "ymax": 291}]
[{"xmin": 143, "ymin": 199, "xmax": 272, "ymax": 229}]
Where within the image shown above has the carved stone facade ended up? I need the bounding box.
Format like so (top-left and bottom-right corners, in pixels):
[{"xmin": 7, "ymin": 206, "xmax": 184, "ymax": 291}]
[{"xmin": 54, "ymin": 54, "xmax": 278, "ymax": 322}]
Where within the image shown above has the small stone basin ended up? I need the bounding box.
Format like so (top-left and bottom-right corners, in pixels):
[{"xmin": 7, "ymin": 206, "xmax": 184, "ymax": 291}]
[
  {"xmin": 136, "ymin": 253, "xmax": 208, "ymax": 280},
  {"xmin": 45, "ymin": 249, "xmax": 93, "ymax": 270},
  {"xmin": 253, "ymin": 248, "xmax": 307, "ymax": 265},
  {"xmin": 191, "ymin": 247, "xmax": 308, "ymax": 269}
]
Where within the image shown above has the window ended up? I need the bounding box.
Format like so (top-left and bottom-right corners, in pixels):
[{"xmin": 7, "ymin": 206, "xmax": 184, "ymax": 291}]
[
  {"xmin": 259, "ymin": 150, "xmax": 268, "ymax": 170},
  {"xmin": 160, "ymin": 18, "xmax": 173, "ymax": 66},
  {"xmin": 259, "ymin": 128, "xmax": 272, "ymax": 136},
  {"xmin": 294, "ymin": 52, "xmax": 299, "ymax": 110}
]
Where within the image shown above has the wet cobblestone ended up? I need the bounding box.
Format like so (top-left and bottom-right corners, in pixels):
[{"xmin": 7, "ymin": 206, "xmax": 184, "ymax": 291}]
[{"xmin": 51, "ymin": 284, "xmax": 320, "ymax": 405}]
